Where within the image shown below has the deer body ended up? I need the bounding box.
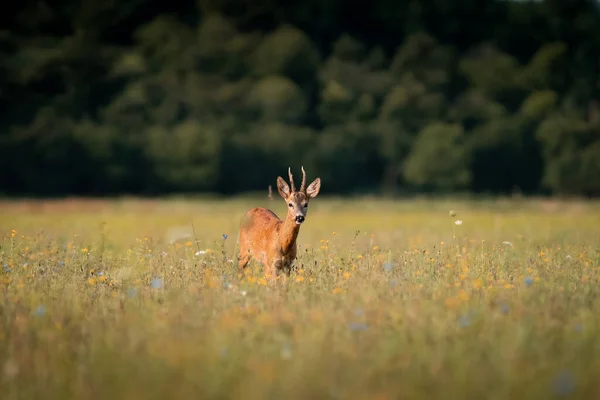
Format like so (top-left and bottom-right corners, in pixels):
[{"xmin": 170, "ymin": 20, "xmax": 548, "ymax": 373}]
[{"xmin": 238, "ymin": 167, "xmax": 321, "ymax": 279}]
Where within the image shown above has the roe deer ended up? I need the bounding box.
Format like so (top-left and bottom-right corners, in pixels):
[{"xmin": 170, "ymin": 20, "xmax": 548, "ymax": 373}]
[{"xmin": 238, "ymin": 166, "xmax": 321, "ymax": 280}]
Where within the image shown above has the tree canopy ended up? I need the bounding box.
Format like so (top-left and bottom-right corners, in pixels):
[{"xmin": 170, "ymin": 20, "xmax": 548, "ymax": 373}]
[{"xmin": 2, "ymin": 0, "xmax": 599, "ymax": 196}]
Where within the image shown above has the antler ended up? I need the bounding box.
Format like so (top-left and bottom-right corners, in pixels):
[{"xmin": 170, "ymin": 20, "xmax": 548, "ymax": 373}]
[
  {"xmin": 288, "ymin": 167, "xmax": 296, "ymax": 192},
  {"xmin": 300, "ymin": 166, "xmax": 307, "ymax": 192}
]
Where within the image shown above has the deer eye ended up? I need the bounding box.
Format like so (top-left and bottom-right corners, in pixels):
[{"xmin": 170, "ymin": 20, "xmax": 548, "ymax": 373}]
[
  {"xmin": 288, "ymin": 203, "xmax": 293, "ymax": 207},
  {"xmin": 303, "ymin": 203, "xmax": 308, "ymax": 208}
]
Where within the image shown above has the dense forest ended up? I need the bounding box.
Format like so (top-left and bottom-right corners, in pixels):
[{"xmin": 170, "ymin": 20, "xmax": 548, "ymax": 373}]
[{"xmin": 1, "ymin": 0, "xmax": 599, "ymax": 196}]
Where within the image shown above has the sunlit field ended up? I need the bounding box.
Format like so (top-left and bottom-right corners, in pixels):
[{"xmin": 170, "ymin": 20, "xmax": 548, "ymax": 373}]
[{"xmin": 1, "ymin": 196, "xmax": 600, "ymax": 399}]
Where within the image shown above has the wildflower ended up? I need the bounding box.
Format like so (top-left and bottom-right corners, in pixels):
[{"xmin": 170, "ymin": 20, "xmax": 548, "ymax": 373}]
[
  {"xmin": 127, "ymin": 288, "xmax": 137, "ymax": 298},
  {"xmin": 524, "ymin": 277, "xmax": 534, "ymax": 287},
  {"xmin": 343, "ymin": 272, "xmax": 351, "ymax": 279},
  {"xmin": 150, "ymin": 278, "xmax": 163, "ymax": 289},
  {"xmin": 332, "ymin": 288, "xmax": 343, "ymax": 294},
  {"xmin": 383, "ymin": 262, "xmax": 393, "ymax": 272},
  {"xmin": 445, "ymin": 297, "xmax": 459, "ymax": 309},
  {"xmin": 195, "ymin": 250, "xmax": 207, "ymax": 256},
  {"xmin": 553, "ymin": 370, "xmax": 575, "ymax": 396},
  {"xmin": 454, "ymin": 220, "xmax": 463, "ymax": 225},
  {"xmin": 499, "ymin": 303, "xmax": 510, "ymax": 315},
  {"xmin": 88, "ymin": 278, "xmax": 96, "ymax": 286},
  {"xmin": 222, "ymin": 234, "xmax": 228, "ymax": 240},
  {"xmin": 458, "ymin": 315, "xmax": 471, "ymax": 327},
  {"xmin": 3, "ymin": 264, "xmax": 10, "ymax": 273},
  {"xmin": 240, "ymin": 290, "xmax": 248, "ymax": 296},
  {"xmin": 185, "ymin": 241, "xmax": 193, "ymax": 247},
  {"xmin": 219, "ymin": 348, "xmax": 228, "ymax": 358},
  {"xmin": 33, "ymin": 305, "xmax": 46, "ymax": 317},
  {"xmin": 502, "ymin": 241, "xmax": 513, "ymax": 246},
  {"xmin": 296, "ymin": 276, "xmax": 305, "ymax": 283},
  {"xmin": 348, "ymin": 322, "xmax": 368, "ymax": 331},
  {"xmin": 81, "ymin": 248, "xmax": 88, "ymax": 253},
  {"xmin": 280, "ymin": 343, "xmax": 292, "ymax": 360}
]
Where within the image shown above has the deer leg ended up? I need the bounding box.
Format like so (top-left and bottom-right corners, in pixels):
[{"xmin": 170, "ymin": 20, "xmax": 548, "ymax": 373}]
[
  {"xmin": 271, "ymin": 259, "xmax": 284, "ymax": 282},
  {"xmin": 282, "ymin": 259, "xmax": 293, "ymax": 277},
  {"xmin": 238, "ymin": 249, "xmax": 252, "ymax": 270},
  {"xmin": 238, "ymin": 254, "xmax": 250, "ymax": 270},
  {"xmin": 262, "ymin": 258, "xmax": 275, "ymax": 281},
  {"xmin": 280, "ymin": 260, "xmax": 293, "ymax": 287},
  {"xmin": 238, "ymin": 242, "xmax": 251, "ymax": 270}
]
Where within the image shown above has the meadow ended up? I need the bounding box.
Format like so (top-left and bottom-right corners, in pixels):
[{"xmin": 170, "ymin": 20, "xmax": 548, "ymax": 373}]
[{"xmin": 1, "ymin": 196, "xmax": 599, "ymax": 400}]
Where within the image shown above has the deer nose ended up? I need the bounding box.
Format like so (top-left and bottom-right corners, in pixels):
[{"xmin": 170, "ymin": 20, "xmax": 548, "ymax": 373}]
[{"xmin": 295, "ymin": 215, "xmax": 305, "ymax": 223}]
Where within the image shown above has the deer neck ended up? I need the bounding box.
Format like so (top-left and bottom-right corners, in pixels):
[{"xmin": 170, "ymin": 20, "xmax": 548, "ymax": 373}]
[{"xmin": 279, "ymin": 214, "xmax": 301, "ymax": 254}]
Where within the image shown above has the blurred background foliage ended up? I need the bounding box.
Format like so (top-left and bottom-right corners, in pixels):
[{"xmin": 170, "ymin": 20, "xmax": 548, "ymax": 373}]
[{"xmin": 1, "ymin": 0, "xmax": 599, "ymax": 196}]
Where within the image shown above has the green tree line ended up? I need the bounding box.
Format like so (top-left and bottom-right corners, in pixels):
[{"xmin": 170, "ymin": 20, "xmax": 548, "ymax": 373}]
[{"xmin": 1, "ymin": 0, "xmax": 599, "ymax": 196}]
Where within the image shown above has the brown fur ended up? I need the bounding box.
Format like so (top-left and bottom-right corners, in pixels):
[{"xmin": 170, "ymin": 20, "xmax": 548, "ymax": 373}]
[{"xmin": 238, "ymin": 167, "xmax": 321, "ymax": 280}]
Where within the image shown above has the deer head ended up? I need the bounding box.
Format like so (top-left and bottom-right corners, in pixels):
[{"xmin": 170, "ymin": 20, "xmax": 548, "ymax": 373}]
[{"xmin": 276, "ymin": 166, "xmax": 321, "ymax": 225}]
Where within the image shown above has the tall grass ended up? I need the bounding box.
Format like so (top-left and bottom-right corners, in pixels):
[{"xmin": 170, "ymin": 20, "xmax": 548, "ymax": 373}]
[{"xmin": 1, "ymin": 197, "xmax": 599, "ymax": 399}]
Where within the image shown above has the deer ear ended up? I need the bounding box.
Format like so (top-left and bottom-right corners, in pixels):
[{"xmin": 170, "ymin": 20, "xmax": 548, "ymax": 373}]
[
  {"xmin": 276, "ymin": 177, "xmax": 291, "ymax": 199},
  {"xmin": 306, "ymin": 177, "xmax": 321, "ymax": 198}
]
